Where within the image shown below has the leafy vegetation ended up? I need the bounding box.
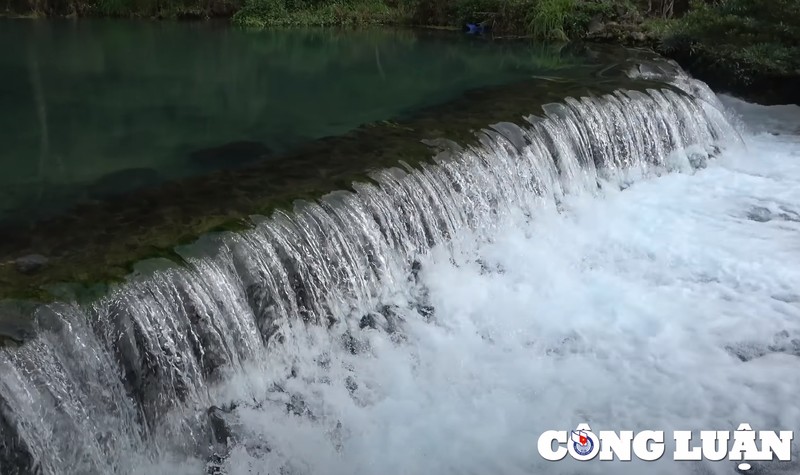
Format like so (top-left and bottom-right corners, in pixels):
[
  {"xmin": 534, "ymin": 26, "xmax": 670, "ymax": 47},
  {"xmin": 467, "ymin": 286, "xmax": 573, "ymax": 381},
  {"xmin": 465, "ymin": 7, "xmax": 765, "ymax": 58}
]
[
  {"xmin": 232, "ymin": 0, "xmax": 413, "ymax": 27},
  {"xmin": 659, "ymin": 0, "xmax": 800, "ymax": 78},
  {"xmin": 3, "ymin": 0, "xmax": 797, "ymax": 102},
  {"xmin": 649, "ymin": 0, "xmax": 799, "ymax": 102},
  {"xmin": 4, "ymin": 0, "xmax": 242, "ymax": 18},
  {"xmin": 4, "ymin": 0, "xmax": 634, "ymax": 39},
  {"xmin": 409, "ymin": 0, "xmax": 632, "ymax": 39},
  {"xmin": 530, "ymin": 0, "xmax": 574, "ymax": 39}
]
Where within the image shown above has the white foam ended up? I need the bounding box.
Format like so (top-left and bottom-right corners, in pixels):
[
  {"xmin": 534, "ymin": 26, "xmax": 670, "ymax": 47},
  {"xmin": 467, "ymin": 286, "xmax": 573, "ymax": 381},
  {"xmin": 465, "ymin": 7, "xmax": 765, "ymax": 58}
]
[
  {"xmin": 207, "ymin": 113, "xmax": 800, "ymax": 475},
  {"xmin": 720, "ymin": 95, "xmax": 800, "ymax": 136}
]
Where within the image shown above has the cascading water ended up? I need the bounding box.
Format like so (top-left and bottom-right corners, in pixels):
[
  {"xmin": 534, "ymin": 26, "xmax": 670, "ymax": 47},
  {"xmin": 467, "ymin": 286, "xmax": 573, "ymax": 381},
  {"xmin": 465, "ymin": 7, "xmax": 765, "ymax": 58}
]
[{"xmin": 0, "ymin": 69, "xmax": 744, "ymax": 475}]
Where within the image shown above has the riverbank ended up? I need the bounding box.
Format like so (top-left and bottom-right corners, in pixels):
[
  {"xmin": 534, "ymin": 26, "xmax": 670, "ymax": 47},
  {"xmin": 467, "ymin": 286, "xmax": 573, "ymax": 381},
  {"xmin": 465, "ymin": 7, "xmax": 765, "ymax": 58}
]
[
  {"xmin": 4, "ymin": 0, "xmax": 798, "ymax": 105},
  {"xmin": 410, "ymin": 0, "xmax": 799, "ymax": 106}
]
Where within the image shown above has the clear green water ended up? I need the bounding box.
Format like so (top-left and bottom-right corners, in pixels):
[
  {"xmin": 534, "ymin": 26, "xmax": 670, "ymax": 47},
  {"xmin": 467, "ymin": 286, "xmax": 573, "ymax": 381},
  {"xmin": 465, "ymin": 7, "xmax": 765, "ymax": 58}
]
[{"xmin": 0, "ymin": 20, "xmax": 589, "ymax": 225}]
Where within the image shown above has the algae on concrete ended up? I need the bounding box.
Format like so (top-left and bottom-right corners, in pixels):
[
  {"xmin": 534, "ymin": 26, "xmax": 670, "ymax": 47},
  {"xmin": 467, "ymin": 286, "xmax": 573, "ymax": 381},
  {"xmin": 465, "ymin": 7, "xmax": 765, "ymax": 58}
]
[{"xmin": 0, "ymin": 50, "xmax": 670, "ymax": 303}]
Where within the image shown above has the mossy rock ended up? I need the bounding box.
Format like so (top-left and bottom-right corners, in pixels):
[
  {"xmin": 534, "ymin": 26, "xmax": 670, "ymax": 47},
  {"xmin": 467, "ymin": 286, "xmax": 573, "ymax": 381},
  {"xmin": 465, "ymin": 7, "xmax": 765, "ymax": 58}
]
[{"xmin": 0, "ymin": 54, "xmax": 670, "ymax": 303}]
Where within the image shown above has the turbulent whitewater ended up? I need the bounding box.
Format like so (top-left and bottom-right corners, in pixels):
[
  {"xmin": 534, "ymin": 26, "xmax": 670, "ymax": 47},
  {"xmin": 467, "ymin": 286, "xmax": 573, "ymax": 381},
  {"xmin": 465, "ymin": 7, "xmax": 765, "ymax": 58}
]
[{"xmin": 3, "ymin": 66, "xmax": 800, "ymax": 475}]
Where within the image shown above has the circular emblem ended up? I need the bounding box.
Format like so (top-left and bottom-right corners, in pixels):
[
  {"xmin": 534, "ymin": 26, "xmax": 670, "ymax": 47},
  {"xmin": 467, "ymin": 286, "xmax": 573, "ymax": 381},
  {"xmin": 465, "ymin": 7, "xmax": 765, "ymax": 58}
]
[
  {"xmin": 573, "ymin": 435, "xmax": 594, "ymax": 456},
  {"xmin": 568, "ymin": 425, "xmax": 599, "ymax": 461}
]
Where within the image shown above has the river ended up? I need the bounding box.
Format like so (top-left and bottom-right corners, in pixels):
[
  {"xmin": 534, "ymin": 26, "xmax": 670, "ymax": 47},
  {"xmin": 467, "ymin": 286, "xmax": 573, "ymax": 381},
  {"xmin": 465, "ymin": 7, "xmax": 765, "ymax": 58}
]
[{"xmin": 0, "ymin": 20, "xmax": 799, "ymax": 475}]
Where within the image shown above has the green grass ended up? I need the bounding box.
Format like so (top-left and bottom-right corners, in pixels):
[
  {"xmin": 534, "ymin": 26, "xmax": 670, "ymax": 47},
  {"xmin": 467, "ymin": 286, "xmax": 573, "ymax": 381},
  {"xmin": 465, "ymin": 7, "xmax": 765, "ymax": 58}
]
[
  {"xmin": 530, "ymin": 0, "xmax": 573, "ymax": 40},
  {"xmin": 10, "ymin": 0, "xmax": 243, "ymax": 18},
  {"xmin": 232, "ymin": 0, "xmax": 414, "ymax": 27},
  {"xmin": 657, "ymin": 0, "xmax": 800, "ymax": 82},
  {"xmin": 407, "ymin": 0, "xmax": 629, "ymax": 39}
]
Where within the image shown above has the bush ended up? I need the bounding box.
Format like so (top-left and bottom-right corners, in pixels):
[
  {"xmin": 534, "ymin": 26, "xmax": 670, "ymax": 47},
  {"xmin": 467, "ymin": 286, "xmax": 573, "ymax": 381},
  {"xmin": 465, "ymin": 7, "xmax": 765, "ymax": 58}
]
[
  {"xmin": 11, "ymin": 0, "xmax": 241, "ymax": 17},
  {"xmin": 530, "ymin": 0, "xmax": 574, "ymax": 39},
  {"xmin": 660, "ymin": 0, "xmax": 800, "ymax": 80},
  {"xmin": 411, "ymin": 0, "xmax": 627, "ymax": 39},
  {"xmin": 653, "ymin": 0, "xmax": 799, "ymax": 95},
  {"xmin": 233, "ymin": 0, "xmax": 411, "ymax": 26}
]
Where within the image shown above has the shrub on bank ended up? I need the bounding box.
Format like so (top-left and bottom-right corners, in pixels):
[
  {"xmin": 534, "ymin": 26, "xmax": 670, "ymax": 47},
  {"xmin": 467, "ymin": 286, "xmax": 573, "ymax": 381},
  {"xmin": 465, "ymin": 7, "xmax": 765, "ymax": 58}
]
[
  {"xmin": 411, "ymin": 0, "xmax": 626, "ymax": 39},
  {"xmin": 5, "ymin": 0, "xmax": 242, "ymax": 18},
  {"xmin": 656, "ymin": 0, "xmax": 799, "ymax": 102},
  {"xmin": 661, "ymin": 0, "xmax": 800, "ymax": 78},
  {"xmin": 229, "ymin": 0, "xmax": 631, "ymax": 37},
  {"xmin": 4, "ymin": 0, "xmax": 797, "ymax": 103},
  {"xmin": 232, "ymin": 0, "xmax": 414, "ymax": 27}
]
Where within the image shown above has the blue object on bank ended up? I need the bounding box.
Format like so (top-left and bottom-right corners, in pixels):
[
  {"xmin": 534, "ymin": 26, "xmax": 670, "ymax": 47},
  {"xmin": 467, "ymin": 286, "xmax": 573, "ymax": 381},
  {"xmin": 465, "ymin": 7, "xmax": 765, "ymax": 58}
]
[{"xmin": 466, "ymin": 23, "xmax": 484, "ymax": 34}]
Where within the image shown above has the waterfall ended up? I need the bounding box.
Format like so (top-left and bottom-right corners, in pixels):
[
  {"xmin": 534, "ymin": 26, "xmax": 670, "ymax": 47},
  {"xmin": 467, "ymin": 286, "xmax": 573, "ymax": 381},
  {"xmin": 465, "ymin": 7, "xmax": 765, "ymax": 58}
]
[{"xmin": 0, "ymin": 74, "xmax": 740, "ymax": 475}]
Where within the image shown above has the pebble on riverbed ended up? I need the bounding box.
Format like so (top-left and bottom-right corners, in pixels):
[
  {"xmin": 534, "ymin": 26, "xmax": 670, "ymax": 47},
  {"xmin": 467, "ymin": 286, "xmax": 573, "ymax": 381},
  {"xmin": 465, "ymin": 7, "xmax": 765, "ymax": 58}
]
[{"xmin": 13, "ymin": 254, "xmax": 49, "ymax": 275}]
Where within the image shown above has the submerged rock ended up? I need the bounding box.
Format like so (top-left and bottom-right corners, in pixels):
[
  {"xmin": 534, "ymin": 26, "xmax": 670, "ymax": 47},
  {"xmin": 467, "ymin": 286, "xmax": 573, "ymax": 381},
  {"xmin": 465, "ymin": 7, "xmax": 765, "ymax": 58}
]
[
  {"xmin": 415, "ymin": 304, "xmax": 435, "ymax": 322},
  {"xmin": 747, "ymin": 206, "xmax": 772, "ymax": 222},
  {"xmin": 359, "ymin": 313, "xmax": 377, "ymax": 330},
  {"xmin": 687, "ymin": 151, "xmax": 708, "ymax": 169},
  {"xmin": 206, "ymin": 453, "xmax": 226, "ymax": 475},
  {"xmin": 778, "ymin": 206, "xmax": 800, "ymax": 222},
  {"xmin": 189, "ymin": 141, "xmax": 271, "ymax": 168},
  {"xmin": 0, "ymin": 302, "xmax": 37, "ymax": 345},
  {"xmin": 746, "ymin": 205, "xmax": 800, "ymax": 224},
  {"xmin": 207, "ymin": 406, "xmax": 235, "ymax": 446},
  {"xmin": 286, "ymin": 394, "xmax": 312, "ymax": 418},
  {"xmin": 13, "ymin": 254, "xmax": 49, "ymax": 275},
  {"xmin": 177, "ymin": 287, "xmax": 230, "ymax": 382},
  {"xmin": 345, "ymin": 376, "xmax": 358, "ymax": 395},
  {"xmin": 341, "ymin": 331, "xmax": 369, "ymax": 355},
  {"xmin": 725, "ymin": 330, "xmax": 800, "ymax": 362},
  {"xmin": 410, "ymin": 259, "xmax": 423, "ymax": 283},
  {"xmin": 772, "ymin": 293, "xmax": 800, "ymax": 304},
  {"xmin": 378, "ymin": 304, "xmax": 403, "ymax": 332},
  {"xmin": 87, "ymin": 168, "xmax": 159, "ymax": 199},
  {"xmin": 0, "ymin": 396, "xmax": 35, "ymax": 475},
  {"xmin": 205, "ymin": 403, "xmax": 270, "ymax": 474}
]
